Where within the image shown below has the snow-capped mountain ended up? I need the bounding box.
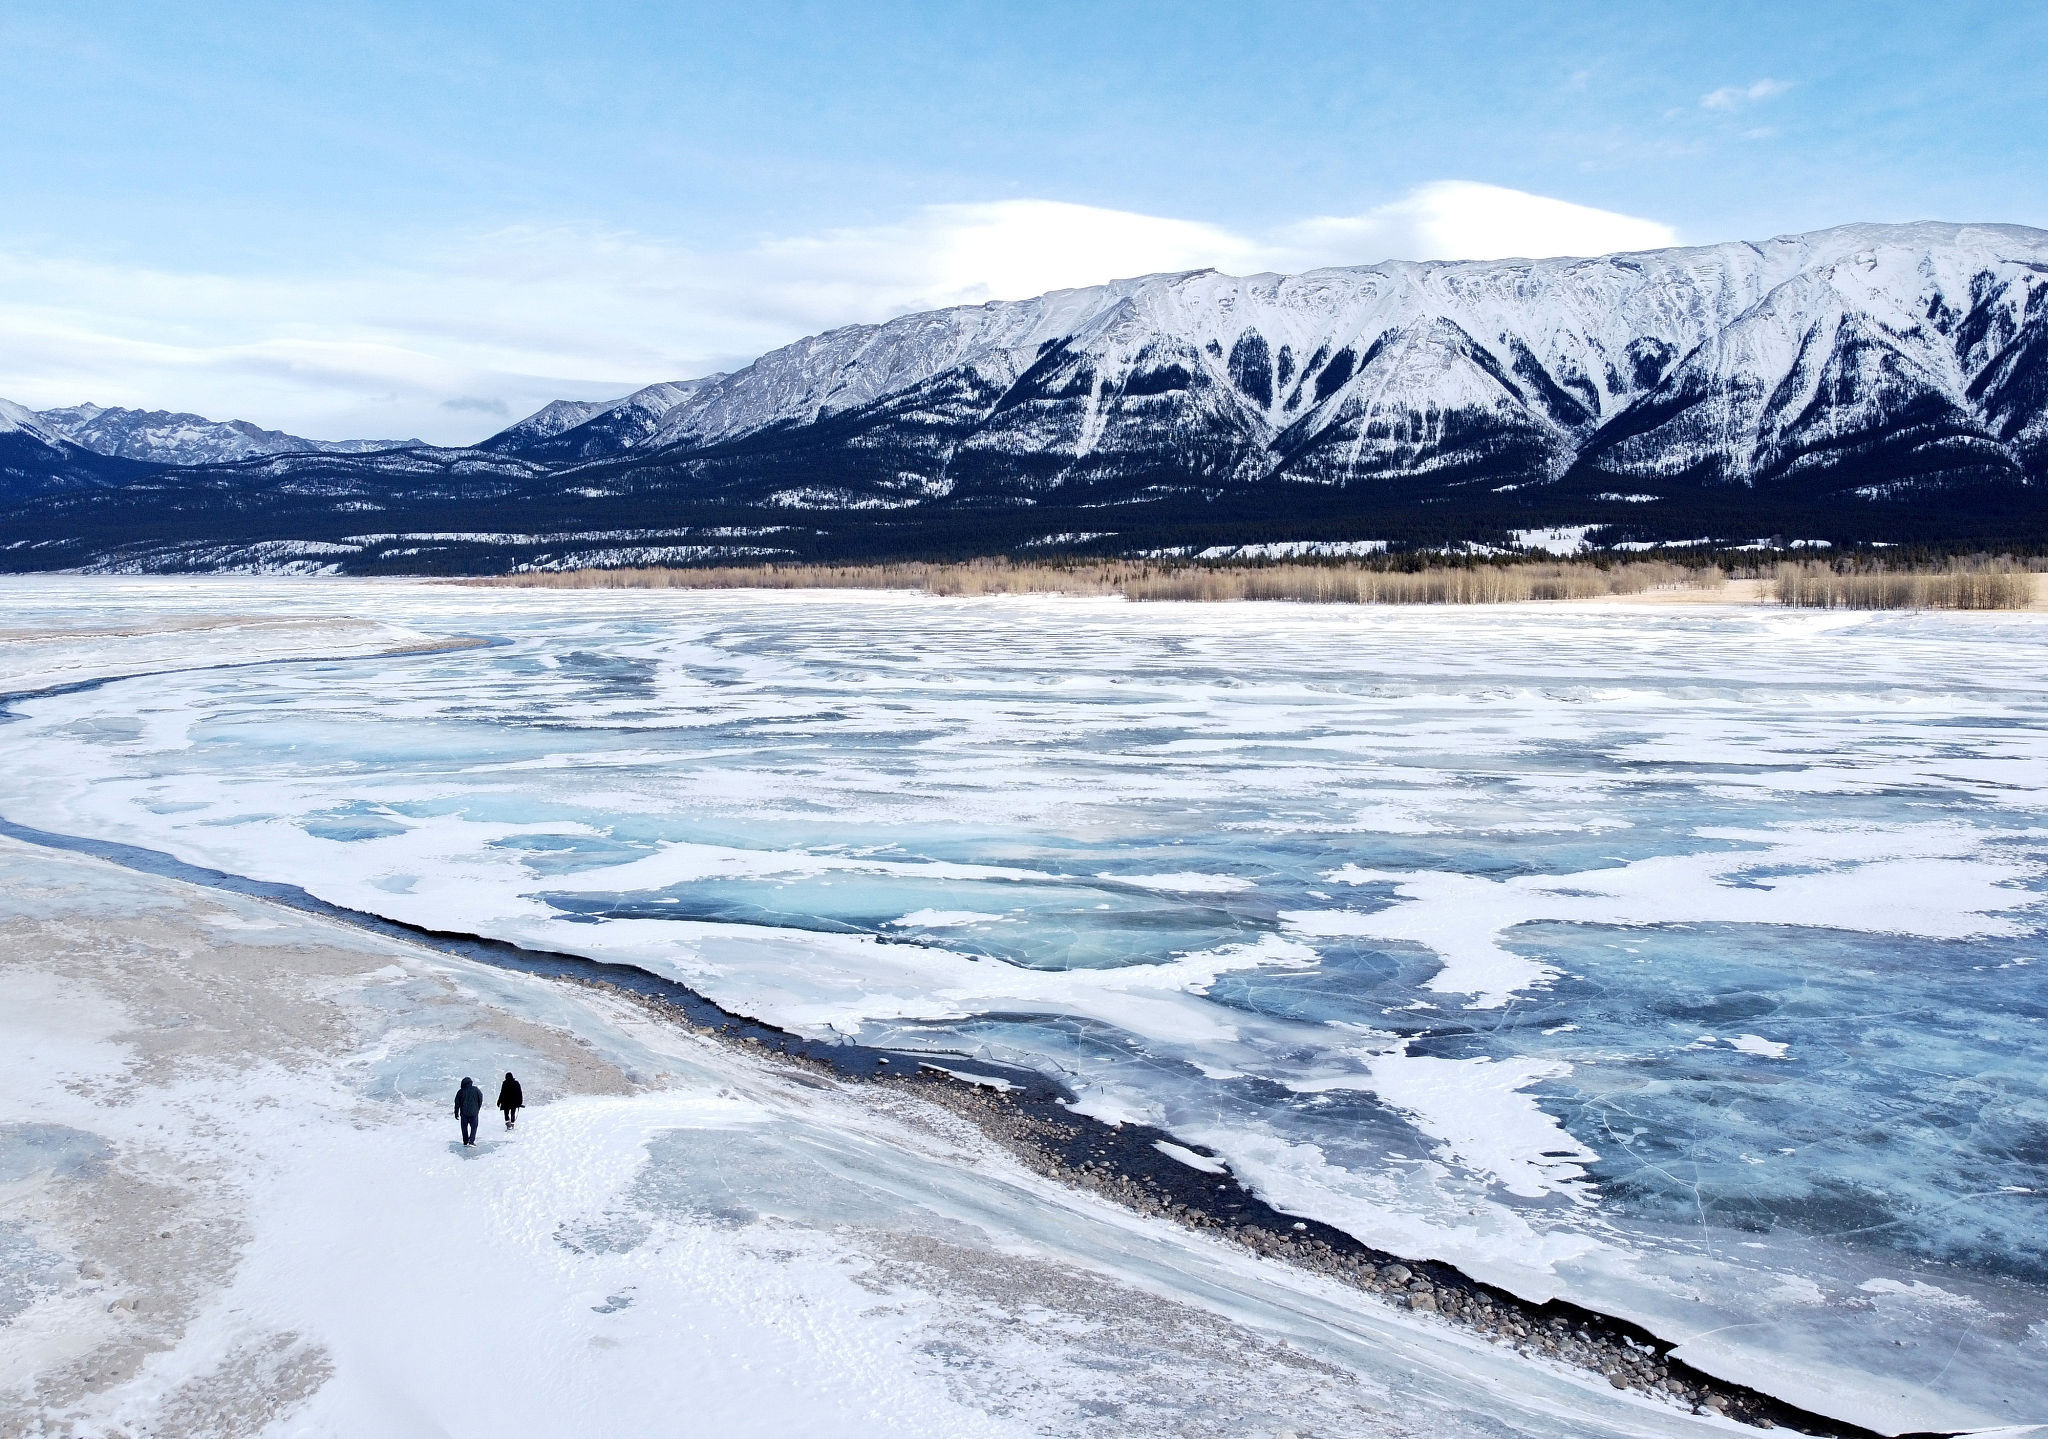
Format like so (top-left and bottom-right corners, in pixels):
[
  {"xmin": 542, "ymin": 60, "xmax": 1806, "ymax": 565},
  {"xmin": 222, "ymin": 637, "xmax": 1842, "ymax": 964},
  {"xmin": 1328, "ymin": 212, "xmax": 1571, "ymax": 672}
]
[
  {"xmin": 1, "ymin": 397, "xmax": 67, "ymax": 449},
  {"xmin": 477, "ymin": 397, "xmax": 615, "ymax": 451},
  {"xmin": 480, "ymin": 378, "xmax": 723, "ymax": 460},
  {"xmin": 4, "ymin": 222, "xmax": 2047, "ymax": 573},
  {"xmin": 486, "ymin": 221, "xmax": 2048, "ymax": 506},
  {"xmin": 1, "ymin": 397, "xmax": 151, "ymax": 493},
  {"xmin": 34, "ymin": 404, "xmax": 421, "ymax": 466}
]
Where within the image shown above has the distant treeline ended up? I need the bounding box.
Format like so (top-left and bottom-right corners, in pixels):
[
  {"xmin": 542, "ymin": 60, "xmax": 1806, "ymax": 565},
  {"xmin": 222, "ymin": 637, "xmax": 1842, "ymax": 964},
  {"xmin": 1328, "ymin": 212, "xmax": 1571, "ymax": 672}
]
[
  {"xmin": 1769, "ymin": 559, "xmax": 2038, "ymax": 610},
  {"xmin": 466, "ymin": 553, "xmax": 2048, "ymax": 609},
  {"xmin": 469, "ymin": 558, "xmax": 1723, "ymax": 604}
]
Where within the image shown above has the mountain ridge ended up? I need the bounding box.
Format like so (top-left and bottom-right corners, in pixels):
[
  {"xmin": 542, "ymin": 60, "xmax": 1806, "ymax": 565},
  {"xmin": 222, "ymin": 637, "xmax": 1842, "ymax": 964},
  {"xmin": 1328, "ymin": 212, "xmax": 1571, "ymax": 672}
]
[
  {"xmin": 34, "ymin": 403, "xmax": 422, "ymax": 467},
  {"xmin": 4, "ymin": 220, "xmax": 2046, "ymax": 572},
  {"xmin": 477, "ymin": 219, "xmax": 2048, "ymax": 501}
]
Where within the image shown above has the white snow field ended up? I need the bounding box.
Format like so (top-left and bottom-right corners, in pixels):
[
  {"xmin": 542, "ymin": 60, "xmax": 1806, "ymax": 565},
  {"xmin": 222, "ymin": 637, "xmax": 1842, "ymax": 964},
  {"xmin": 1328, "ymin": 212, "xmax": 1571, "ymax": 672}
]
[
  {"xmin": 1, "ymin": 575, "xmax": 2045, "ymax": 1435},
  {"xmin": 2, "ymin": 836, "xmax": 1726, "ymax": 1439}
]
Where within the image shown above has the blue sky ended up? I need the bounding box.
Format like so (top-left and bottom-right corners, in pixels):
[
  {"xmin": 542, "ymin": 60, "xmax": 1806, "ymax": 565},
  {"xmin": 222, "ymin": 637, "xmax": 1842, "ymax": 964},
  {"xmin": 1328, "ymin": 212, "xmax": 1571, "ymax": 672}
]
[{"xmin": 3, "ymin": 1, "xmax": 2043, "ymax": 441}]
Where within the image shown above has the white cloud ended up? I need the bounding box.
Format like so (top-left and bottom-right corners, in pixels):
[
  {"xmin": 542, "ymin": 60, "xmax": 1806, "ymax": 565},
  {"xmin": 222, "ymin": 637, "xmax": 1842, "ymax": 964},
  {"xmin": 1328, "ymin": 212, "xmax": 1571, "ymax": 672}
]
[
  {"xmin": 1276, "ymin": 181, "xmax": 1677, "ymax": 268},
  {"xmin": 1701, "ymin": 78, "xmax": 1792, "ymax": 111},
  {"xmin": 0, "ymin": 183, "xmax": 1677, "ymax": 445},
  {"xmin": 752, "ymin": 200, "xmax": 1272, "ymax": 314}
]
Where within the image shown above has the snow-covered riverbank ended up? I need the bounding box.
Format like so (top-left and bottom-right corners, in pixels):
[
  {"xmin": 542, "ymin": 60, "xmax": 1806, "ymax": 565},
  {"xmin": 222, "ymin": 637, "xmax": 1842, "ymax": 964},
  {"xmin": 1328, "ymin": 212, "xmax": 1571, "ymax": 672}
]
[{"xmin": 1, "ymin": 834, "xmax": 1766, "ymax": 1438}]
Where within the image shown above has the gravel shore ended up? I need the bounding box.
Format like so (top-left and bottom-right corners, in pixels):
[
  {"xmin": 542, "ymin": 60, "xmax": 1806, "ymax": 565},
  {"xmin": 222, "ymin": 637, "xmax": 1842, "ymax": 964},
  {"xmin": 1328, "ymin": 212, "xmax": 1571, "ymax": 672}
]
[{"xmin": 606, "ymin": 978, "xmax": 1891, "ymax": 1439}]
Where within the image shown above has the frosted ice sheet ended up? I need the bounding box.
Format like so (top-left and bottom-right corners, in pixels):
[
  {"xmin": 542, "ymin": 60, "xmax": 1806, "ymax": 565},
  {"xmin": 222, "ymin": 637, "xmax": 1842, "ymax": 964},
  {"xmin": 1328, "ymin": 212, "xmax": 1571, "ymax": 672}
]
[
  {"xmin": 2, "ymin": 576, "xmax": 2046, "ymax": 1430},
  {"xmin": 1, "ymin": 834, "xmax": 1752, "ymax": 1439}
]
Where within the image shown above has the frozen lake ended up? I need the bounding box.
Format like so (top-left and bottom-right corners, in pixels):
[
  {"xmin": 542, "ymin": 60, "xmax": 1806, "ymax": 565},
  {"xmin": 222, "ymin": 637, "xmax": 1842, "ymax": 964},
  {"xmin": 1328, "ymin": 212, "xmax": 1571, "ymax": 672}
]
[{"xmin": 2, "ymin": 576, "xmax": 2044, "ymax": 1430}]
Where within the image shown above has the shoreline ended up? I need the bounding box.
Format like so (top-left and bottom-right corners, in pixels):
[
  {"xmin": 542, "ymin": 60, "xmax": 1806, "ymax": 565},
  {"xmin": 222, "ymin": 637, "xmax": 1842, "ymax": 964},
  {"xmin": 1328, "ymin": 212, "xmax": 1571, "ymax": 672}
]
[
  {"xmin": 5, "ymin": 570, "xmax": 2046, "ymax": 612},
  {"xmin": 0, "ymin": 813, "xmax": 1932, "ymax": 1439},
  {"xmin": 456, "ymin": 562, "xmax": 2047, "ymax": 612}
]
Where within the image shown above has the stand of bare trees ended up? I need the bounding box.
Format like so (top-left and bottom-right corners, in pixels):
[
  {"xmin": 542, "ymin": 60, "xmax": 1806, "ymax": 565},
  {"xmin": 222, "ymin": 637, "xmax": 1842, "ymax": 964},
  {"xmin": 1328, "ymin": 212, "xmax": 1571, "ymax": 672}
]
[
  {"xmin": 1770, "ymin": 560, "xmax": 2037, "ymax": 610},
  {"xmin": 469, "ymin": 558, "xmax": 1724, "ymax": 604}
]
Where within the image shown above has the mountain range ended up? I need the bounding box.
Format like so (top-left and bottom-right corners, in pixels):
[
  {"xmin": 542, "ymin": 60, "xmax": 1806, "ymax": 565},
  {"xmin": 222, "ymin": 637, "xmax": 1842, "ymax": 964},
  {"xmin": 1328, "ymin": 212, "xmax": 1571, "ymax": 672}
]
[
  {"xmin": 3, "ymin": 221, "xmax": 2045, "ymax": 573},
  {"xmin": 34, "ymin": 404, "xmax": 420, "ymax": 466}
]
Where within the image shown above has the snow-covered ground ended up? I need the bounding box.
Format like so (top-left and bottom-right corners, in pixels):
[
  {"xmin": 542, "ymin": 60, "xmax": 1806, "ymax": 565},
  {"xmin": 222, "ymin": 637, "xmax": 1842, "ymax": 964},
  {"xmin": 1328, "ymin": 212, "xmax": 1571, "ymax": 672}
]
[
  {"xmin": 1, "ymin": 836, "xmax": 1740, "ymax": 1438},
  {"xmin": 2, "ymin": 576, "xmax": 2045, "ymax": 1435}
]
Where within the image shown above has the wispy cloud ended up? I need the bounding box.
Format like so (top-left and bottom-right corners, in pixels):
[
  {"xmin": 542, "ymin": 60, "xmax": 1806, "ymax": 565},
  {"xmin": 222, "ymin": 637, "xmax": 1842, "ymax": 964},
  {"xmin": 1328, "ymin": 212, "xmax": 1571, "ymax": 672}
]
[
  {"xmin": 0, "ymin": 184, "xmax": 1677, "ymax": 445},
  {"xmin": 1700, "ymin": 78, "xmax": 1792, "ymax": 112}
]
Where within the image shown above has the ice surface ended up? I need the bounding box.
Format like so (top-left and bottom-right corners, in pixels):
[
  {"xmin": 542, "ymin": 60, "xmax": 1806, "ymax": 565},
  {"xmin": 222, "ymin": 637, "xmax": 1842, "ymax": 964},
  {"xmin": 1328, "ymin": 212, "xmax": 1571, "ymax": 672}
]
[
  {"xmin": 2, "ymin": 833, "xmax": 1761, "ymax": 1438},
  {"xmin": 1, "ymin": 576, "xmax": 2045, "ymax": 1431},
  {"xmin": 0, "ymin": 603, "xmax": 437, "ymax": 695}
]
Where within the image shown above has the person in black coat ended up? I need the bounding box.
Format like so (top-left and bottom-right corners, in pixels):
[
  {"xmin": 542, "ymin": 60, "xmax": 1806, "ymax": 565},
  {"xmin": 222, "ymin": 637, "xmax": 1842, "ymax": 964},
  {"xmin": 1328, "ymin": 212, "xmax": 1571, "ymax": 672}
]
[
  {"xmin": 454, "ymin": 1077, "xmax": 484, "ymax": 1146},
  {"xmin": 497, "ymin": 1072, "xmax": 524, "ymax": 1130}
]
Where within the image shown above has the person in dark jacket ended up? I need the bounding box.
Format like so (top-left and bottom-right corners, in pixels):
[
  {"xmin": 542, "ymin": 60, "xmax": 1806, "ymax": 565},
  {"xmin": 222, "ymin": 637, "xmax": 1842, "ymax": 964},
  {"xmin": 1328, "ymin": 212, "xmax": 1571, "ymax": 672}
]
[
  {"xmin": 454, "ymin": 1077, "xmax": 484, "ymax": 1146},
  {"xmin": 497, "ymin": 1072, "xmax": 524, "ymax": 1130}
]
